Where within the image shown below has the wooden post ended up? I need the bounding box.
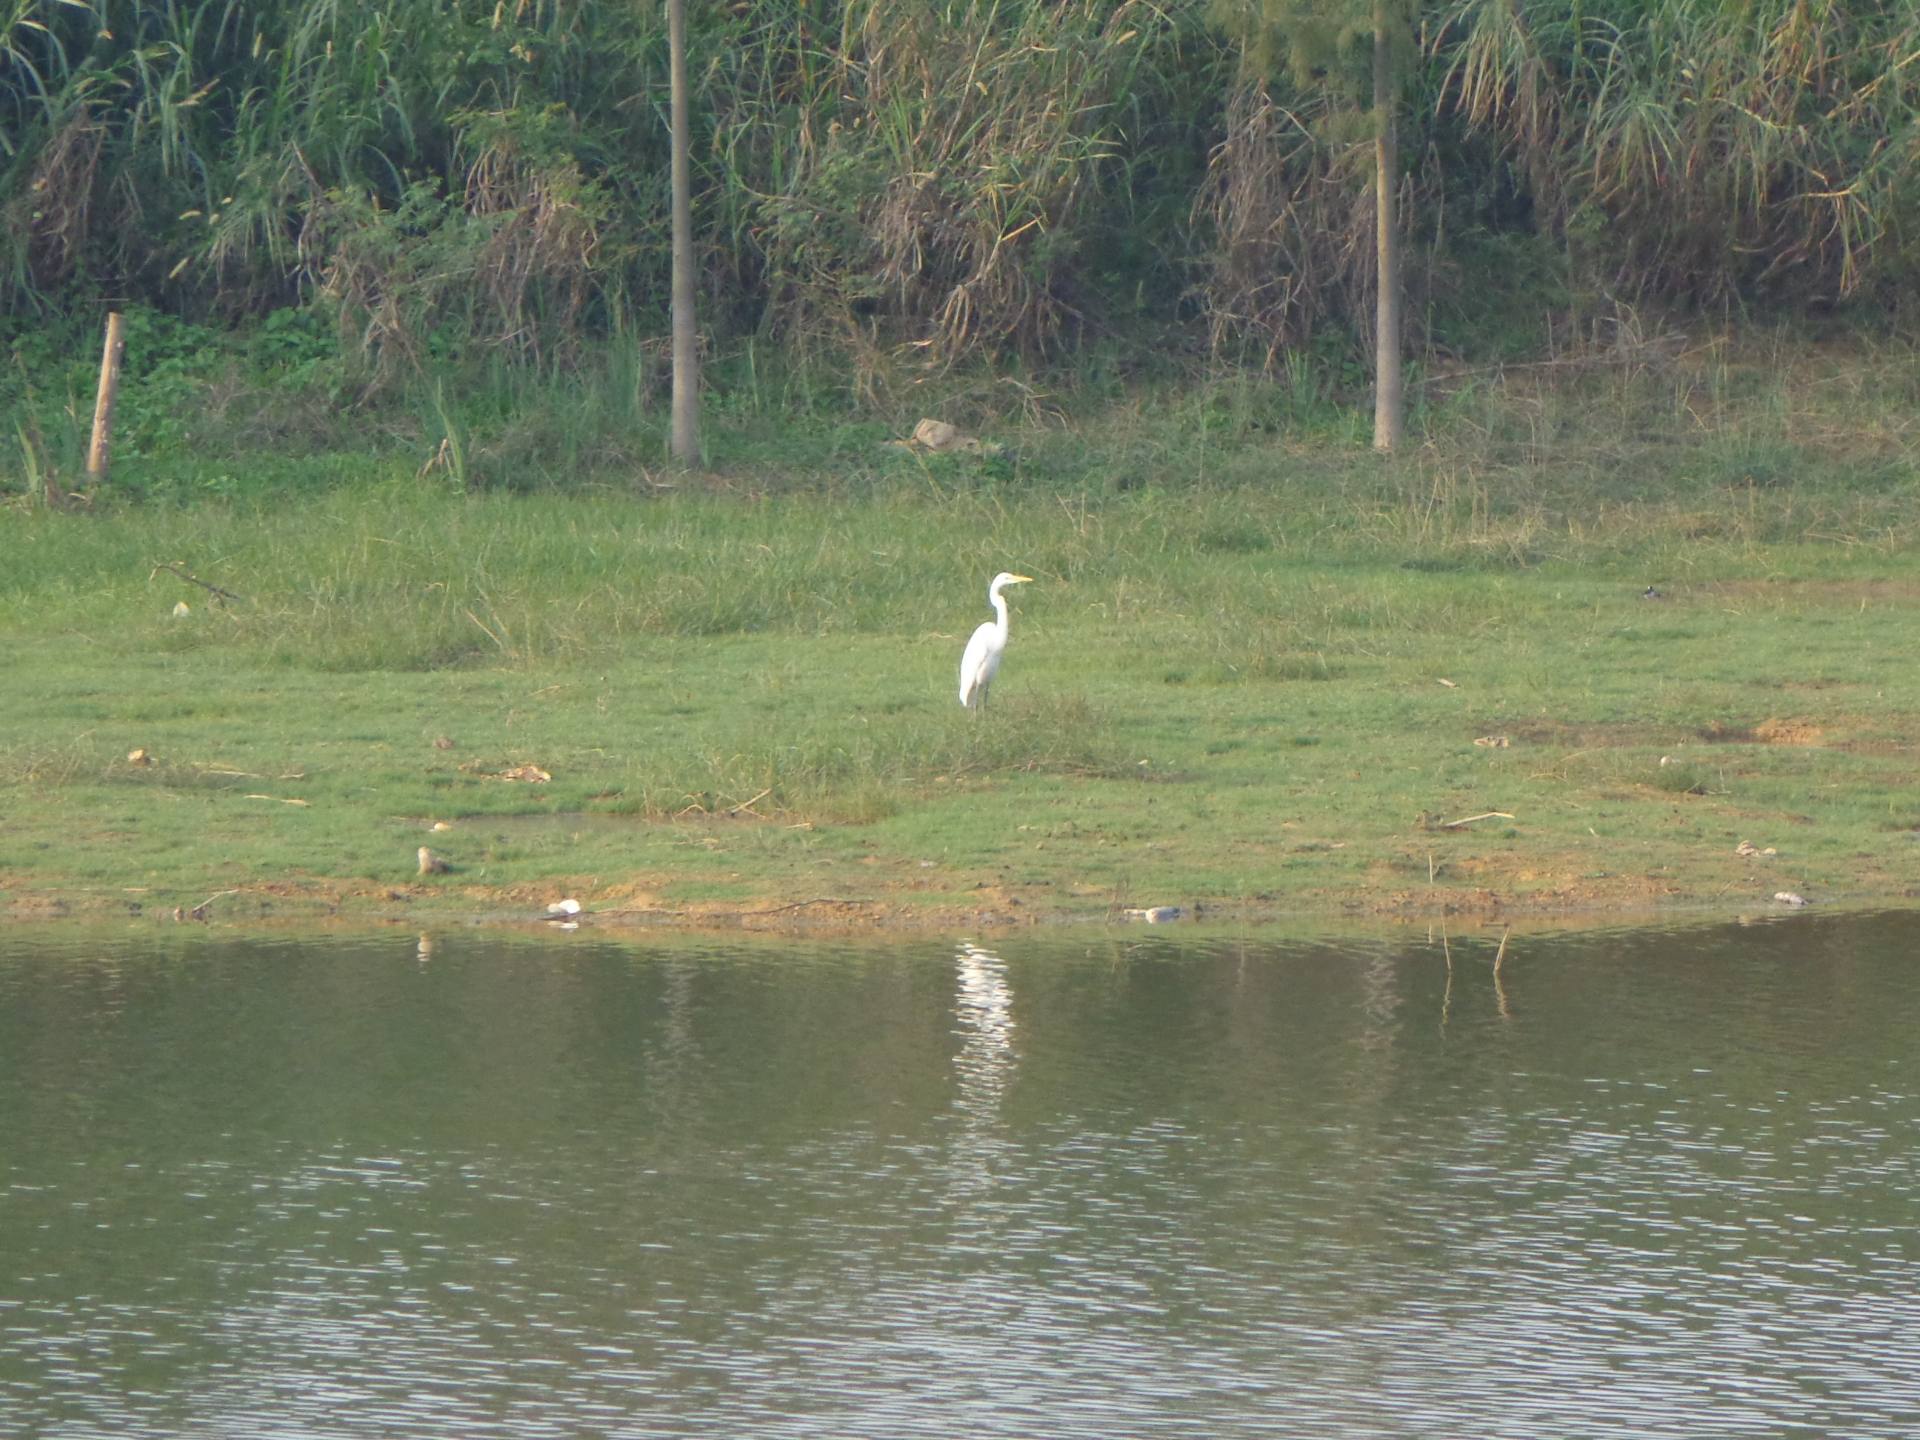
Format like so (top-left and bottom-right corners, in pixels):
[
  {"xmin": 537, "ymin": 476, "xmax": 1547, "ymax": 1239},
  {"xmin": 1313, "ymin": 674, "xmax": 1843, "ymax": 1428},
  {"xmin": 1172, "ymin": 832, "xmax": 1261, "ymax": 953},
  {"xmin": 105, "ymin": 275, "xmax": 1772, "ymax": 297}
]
[
  {"xmin": 667, "ymin": 0, "xmax": 700, "ymax": 465},
  {"xmin": 1371, "ymin": 4, "xmax": 1403, "ymax": 453},
  {"xmin": 86, "ymin": 311, "xmax": 126, "ymax": 486}
]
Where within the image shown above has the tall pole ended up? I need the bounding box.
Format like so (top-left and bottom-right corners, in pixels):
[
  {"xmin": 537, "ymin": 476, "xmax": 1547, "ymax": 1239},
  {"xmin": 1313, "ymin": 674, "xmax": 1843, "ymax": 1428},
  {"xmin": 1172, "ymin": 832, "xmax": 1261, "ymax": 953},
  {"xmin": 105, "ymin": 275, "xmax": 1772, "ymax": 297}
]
[
  {"xmin": 87, "ymin": 311, "xmax": 127, "ymax": 486},
  {"xmin": 668, "ymin": 0, "xmax": 700, "ymax": 464},
  {"xmin": 1371, "ymin": 2, "xmax": 1404, "ymax": 453}
]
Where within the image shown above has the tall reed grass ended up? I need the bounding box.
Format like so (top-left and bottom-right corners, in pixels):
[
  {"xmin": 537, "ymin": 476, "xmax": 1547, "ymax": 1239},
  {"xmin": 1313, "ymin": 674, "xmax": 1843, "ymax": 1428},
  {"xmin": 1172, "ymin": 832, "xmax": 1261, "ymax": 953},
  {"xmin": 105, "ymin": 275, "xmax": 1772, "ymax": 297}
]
[{"xmin": 5, "ymin": 0, "xmax": 1917, "ymax": 388}]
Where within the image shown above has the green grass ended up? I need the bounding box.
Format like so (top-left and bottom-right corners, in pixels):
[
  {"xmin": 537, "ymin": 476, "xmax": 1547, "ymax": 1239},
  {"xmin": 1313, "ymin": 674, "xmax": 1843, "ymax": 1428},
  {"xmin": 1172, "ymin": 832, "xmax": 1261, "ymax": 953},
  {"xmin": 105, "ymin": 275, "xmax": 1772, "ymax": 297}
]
[{"xmin": 5, "ymin": 353, "xmax": 1920, "ymax": 927}]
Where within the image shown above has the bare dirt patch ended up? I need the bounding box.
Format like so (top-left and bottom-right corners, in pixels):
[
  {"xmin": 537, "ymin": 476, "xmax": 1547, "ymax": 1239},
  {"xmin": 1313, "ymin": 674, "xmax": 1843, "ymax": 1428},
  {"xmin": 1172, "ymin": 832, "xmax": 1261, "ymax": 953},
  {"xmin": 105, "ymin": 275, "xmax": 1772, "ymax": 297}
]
[
  {"xmin": 1752, "ymin": 718, "xmax": 1826, "ymax": 746},
  {"xmin": 1697, "ymin": 718, "xmax": 1829, "ymax": 746}
]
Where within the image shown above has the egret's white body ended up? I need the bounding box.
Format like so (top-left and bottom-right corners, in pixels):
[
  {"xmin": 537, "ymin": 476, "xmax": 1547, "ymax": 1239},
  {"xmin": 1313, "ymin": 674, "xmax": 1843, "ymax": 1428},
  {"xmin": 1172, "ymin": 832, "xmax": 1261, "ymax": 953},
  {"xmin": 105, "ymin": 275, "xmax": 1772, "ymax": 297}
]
[{"xmin": 958, "ymin": 572, "xmax": 1032, "ymax": 709}]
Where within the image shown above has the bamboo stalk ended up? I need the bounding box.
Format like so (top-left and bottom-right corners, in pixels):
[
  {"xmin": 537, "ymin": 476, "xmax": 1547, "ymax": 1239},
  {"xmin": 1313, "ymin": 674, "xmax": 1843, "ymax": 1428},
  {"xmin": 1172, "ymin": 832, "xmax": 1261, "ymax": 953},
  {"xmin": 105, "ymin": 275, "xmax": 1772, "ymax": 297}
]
[{"xmin": 86, "ymin": 311, "xmax": 126, "ymax": 486}]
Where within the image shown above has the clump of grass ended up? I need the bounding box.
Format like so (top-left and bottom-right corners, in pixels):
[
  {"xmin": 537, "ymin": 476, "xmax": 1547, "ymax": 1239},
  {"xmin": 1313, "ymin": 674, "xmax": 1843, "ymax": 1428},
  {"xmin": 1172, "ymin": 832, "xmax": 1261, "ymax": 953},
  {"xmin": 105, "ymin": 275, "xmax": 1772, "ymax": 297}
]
[
  {"xmin": 601, "ymin": 689, "xmax": 1130, "ymax": 824},
  {"xmin": 1650, "ymin": 761, "xmax": 1711, "ymax": 797},
  {"xmin": 0, "ymin": 737, "xmax": 106, "ymax": 788}
]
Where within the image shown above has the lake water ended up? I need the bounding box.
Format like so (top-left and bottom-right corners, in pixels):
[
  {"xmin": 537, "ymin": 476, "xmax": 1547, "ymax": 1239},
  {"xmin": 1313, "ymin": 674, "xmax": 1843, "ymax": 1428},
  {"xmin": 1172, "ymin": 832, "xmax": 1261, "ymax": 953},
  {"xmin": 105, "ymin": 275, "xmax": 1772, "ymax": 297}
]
[{"xmin": 2, "ymin": 911, "xmax": 1917, "ymax": 1437}]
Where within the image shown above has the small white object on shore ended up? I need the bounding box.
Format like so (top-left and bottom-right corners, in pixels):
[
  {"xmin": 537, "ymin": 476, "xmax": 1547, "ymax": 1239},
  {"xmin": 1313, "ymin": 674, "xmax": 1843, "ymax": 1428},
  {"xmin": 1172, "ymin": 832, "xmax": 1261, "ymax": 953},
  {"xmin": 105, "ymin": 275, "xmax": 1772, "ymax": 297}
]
[
  {"xmin": 1773, "ymin": 891, "xmax": 1808, "ymax": 907},
  {"xmin": 1122, "ymin": 906, "xmax": 1184, "ymax": 924}
]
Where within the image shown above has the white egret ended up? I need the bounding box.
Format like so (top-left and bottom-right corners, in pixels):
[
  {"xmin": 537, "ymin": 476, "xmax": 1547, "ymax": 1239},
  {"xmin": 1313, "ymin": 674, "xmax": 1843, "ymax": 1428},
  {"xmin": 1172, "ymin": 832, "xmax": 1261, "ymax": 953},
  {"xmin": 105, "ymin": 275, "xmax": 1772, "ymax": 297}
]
[{"xmin": 958, "ymin": 572, "xmax": 1033, "ymax": 709}]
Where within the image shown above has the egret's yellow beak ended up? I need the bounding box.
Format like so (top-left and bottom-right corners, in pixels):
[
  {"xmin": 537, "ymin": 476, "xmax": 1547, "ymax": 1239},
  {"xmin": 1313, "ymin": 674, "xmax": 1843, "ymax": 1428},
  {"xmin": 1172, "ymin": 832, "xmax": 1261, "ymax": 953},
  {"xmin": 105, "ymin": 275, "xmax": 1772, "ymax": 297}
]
[{"xmin": 1008, "ymin": 574, "xmax": 1034, "ymax": 584}]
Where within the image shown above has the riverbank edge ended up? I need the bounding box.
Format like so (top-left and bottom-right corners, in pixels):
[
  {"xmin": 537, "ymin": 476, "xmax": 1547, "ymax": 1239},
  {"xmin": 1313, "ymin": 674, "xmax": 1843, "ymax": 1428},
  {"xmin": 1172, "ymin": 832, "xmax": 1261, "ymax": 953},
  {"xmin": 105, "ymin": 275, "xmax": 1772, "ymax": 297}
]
[{"xmin": 7, "ymin": 871, "xmax": 1910, "ymax": 938}]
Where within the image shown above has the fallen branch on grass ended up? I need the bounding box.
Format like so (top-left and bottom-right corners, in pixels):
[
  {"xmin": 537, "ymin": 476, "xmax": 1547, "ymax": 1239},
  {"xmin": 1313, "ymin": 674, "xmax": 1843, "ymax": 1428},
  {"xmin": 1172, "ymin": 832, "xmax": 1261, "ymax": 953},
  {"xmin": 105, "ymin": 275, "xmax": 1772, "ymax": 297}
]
[
  {"xmin": 175, "ymin": 887, "xmax": 240, "ymax": 921},
  {"xmin": 153, "ymin": 562, "xmax": 242, "ymax": 605},
  {"xmin": 752, "ymin": 897, "xmax": 864, "ymax": 916}
]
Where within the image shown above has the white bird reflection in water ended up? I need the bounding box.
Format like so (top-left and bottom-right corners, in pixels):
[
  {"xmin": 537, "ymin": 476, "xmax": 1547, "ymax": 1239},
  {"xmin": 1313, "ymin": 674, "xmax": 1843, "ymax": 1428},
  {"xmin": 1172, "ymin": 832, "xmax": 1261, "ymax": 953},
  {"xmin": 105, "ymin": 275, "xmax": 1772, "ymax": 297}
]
[{"xmin": 949, "ymin": 942, "xmax": 1019, "ymax": 1195}]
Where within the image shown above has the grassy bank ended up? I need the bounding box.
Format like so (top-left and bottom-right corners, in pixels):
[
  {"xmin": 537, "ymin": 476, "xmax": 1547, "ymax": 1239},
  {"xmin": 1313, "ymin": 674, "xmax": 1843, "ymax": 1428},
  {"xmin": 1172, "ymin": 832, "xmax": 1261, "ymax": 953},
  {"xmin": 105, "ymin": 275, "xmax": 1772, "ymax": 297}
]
[{"xmin": 4, "ymin": 345, "xmax": 1919, "ymax": 929}]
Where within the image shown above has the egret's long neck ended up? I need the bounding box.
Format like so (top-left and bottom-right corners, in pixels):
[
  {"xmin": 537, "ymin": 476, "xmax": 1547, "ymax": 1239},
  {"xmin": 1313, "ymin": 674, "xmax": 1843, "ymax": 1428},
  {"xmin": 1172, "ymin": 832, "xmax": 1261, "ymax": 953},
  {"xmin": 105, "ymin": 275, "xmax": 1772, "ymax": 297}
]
[{"xmin": 989, "ymin": 586, "xmax": 1011, "ymax": 634}]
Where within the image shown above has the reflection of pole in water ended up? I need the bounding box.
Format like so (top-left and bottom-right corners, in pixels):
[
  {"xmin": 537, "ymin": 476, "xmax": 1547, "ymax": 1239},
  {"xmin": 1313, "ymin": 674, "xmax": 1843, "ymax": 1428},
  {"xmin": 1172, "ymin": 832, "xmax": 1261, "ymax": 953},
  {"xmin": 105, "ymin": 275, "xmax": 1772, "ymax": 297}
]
[
  {"xmin": 1493, "ymin": 927, "xmax": 1513, "ymax": 1020},
  {"xmin": 1433, "ymin": 923, "xmax": 1513, "ymax": 1026},
  {"xmin": 953, "ymin": 941, "xmax": 1016, "ymax": 1123}
]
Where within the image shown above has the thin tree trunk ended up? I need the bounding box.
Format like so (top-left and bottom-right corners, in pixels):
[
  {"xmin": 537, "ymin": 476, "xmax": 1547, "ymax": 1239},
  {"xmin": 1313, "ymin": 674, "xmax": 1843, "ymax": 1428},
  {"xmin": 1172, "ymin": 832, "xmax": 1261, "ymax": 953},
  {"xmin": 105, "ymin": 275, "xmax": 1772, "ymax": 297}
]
[
  {"xmin": 668, "ymin": 0, "xmax": 700, "ymax": 464},
  {"xmin": 1371, "ymin": 2, "xmax": 1404, "ymax": 453}
]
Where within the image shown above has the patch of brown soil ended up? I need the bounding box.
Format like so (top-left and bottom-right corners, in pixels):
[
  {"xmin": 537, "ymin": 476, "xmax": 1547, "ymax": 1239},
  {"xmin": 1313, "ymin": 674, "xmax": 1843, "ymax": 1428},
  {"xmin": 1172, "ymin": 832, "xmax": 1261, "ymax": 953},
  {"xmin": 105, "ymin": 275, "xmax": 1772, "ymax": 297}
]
[
  {"xmin": 1752, "ymin": 718, "xmax": 1825, "ymax": 746},
  {"xmin": 1696, "ymin": 717, "xmax": 1830, "ymax": 746}
]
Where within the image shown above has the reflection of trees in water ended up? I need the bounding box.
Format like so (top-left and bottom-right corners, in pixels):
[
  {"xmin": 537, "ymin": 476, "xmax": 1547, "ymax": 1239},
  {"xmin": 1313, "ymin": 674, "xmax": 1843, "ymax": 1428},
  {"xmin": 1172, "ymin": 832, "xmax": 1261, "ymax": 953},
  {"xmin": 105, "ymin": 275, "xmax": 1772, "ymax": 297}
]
[
  {"xmin": 1357, "ymin": 952, "xmax": 1402, "ymax": 1051},
  {"xmin": 642, "ymin": 960, "xmax": 702, "ymax": 1133}
]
